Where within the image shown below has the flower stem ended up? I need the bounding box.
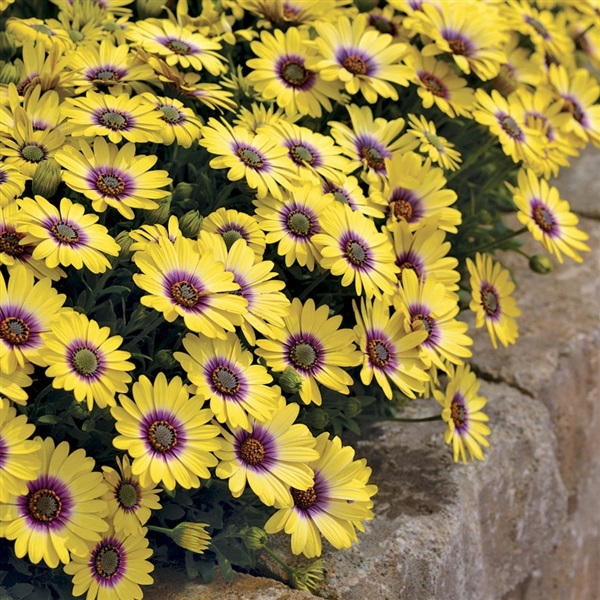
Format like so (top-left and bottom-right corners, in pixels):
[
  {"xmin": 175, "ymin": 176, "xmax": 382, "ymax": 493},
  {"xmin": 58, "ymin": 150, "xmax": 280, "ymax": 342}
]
[
  {"xmin": 358, "ymin": 414, "xmax": 442, "ymax": 423},
  {"xmin": 298, "ymin": 269, "xmax": 330, "ymax": 300},
  {"xmin": 469, "ymin": 226, "xmax": 528, "ymax": 254},
  {"xmin": 446, "ymin": 135, "xmax": 497, "ymax": 183},
  {"xmin": 262, "ymin": 544, "xmax": 295, "ymax": 575},
  {"xmin": 147, "ymin": 525, "xmax": 174, "ymax": 536}
]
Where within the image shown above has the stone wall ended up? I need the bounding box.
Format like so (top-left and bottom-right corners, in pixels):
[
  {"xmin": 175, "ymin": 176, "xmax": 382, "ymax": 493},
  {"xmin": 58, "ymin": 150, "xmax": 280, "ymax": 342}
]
[{"xmin": 146, "ymin": 150, "xmax": 599, "ymax": 600}]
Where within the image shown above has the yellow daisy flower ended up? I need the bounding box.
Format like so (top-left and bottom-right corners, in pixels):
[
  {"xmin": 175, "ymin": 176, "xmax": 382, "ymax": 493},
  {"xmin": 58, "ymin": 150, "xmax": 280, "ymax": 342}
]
[
  {"xmin": 55, "ymin": 137, "xmax": 172, "ymax": 220},
  {"xmin": 0, "ymin": 163, "xmax": 28, "ymax": 207},
  {"xmin": 175, "ymin": 330, "xmax": 281, "ymax": 431},
  {"xmin": 466, "ymin": 253, "xmax": 521, "ymax": 350},
  {"xmin": 0, "ymin": 402, "xmax": 41, "ymax": 503},
  {"xmin": 372, "ymin": 151, "xmax": 461, "ymax": 233},
  {"xmin": 132, "ymin": 235, "xmax": 247, "ymax": 339},
  {"xmin": 0, "ymin": 437, "xmax": 108, "ymax": 568},
  {"xmin": 215, "ymin": 401, "xmax": 319, "ymax": 507},
  {"xmin": 353, "ymin": 296, "xmax": 429, "ymax": 400},
  {"xmin": 323, "ymin": 176, "xmax": 386, "ymax": 219},
  {"xmin": 101, "ymin": 455, "xmax": 162, "ymax": 536},
  {"xmin": 493, "ymin": 33, "xmax": 544, "ymax": 96},
  {"xmin": 199, "ymin": 118, "xmax": 299, "ymax": 201},
  {"xmin": 253, "ymin": 182, "xmax": 333, "ymax": 271},
  {"xmin": 64, "ymin": 527, "xmax": 154, "ymax": 600},
  {"xmin": 0, "ymin": 265, "xmax": 66, "ymax": 374},
  {"xmin": 265, "ymin": 433, "xmax": 376, "ymax": 558},
  {"xmin": 313, "ymin": 203, "xmax": 399, "ymax": 299},
  {"xmin": 6, "ymin": 17, "xmax": 73, "ymax": 52},
  {"xmin": 0, "ymin": 364, "xmax": 34, "ymax": 406},
  {"xmin": 308, "ymin": 14, "xmax": 412, "ymax": 103},
  {"xmin": 0, "ymin": 84, "xmax": 65, "ymax": 135},
  {"xmin": 61, "ymin": 91, "xmax": 164, "ymax": 144},
  {"xmin": 255, "ymin": 298, "xmax": 361, "ymax": 406},
  {"xmin": 405, "ymin": 114, "xmax": 462, "ymax": 171},
  {"xmin": 16, "ymin": 195, "xmax": 120, "ymax": 274},
  {"xmin": 435, "ymin": 364, "xmax": 491, "ymax": 463},
  {"xmin": 233, "ymin": 102, "xmax": 300, "ymax": 134},
  {"xmin": 129, "ymin": 215, "xmax": 181, "ymax": 253},
  {"xmin": 112, "ymin": 372, "xmax": 221, "ymax": 491},
  {"xmin": 42, "ymin": 311, "xmax": 135, "ymax": 410},
  {"xmin": 247, "ymin": 26, "xmax": 342, "ymax": 118},
  {"xmin": 511, "ymin": 168, "xmax": 590, "ymax": 263},
  {"xmin": 150, "ymin": 94, "xmax": 203, "ymax": 148}
]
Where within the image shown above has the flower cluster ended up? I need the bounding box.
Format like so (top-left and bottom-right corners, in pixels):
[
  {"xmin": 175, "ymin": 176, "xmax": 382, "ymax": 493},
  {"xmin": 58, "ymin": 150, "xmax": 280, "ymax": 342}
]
[{"xmin": 0, "ymin": 0, "xmax": 596, "ymax": 597}]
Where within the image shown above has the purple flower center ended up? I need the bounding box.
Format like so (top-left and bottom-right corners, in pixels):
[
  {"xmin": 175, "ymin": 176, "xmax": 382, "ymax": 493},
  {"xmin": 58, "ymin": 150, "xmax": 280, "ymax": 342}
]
[
  {"xmin": 235, "ymin": 146, "xmax": 265, "ymax": 169},
  {"xmin": 441, "ymin": 30, "xmax": 474, "ymax": 56},
  {"xmin": 531, "ymin": 201, "xmax": 556, "ymax": 234},
  {"xmin": 51, "ymin": 220, "xmax": 80, "ymax": 244},
  {"xmin": 390, "ymin": 188, "xmax": 423, "ymax": 223},
  {"xmin": 19, "ymin": 475, "xmax": 72, "ymax": 531},
  {"xmin": 450, "ymin": 393, "xmax": 468, "ymax": 433},
  {"xmin": 116, "ymin": 479, "xmax": 140, "ymax": 512},
  {"xmin": 276, "ymin": 54, "xmax": 315, "ymax": 90},
  {"xmin": 409, "ymin": 303, "xmax": 439, "ymax": 348},
  {"xmin": 88, "ymin": 65, "xmax": 127, "ymax": 85},
  {"xmin": 498, "ymin": 114, "xmax": 524, "ymax": 140},
  {"xmin": 336, "ymin": 48, "xmax": 376, "ymax": 76},
  {"xmin": 90, "ymin": 537, "xmax": 127, "ymax": 586},
  {"xmin": 341, "ymin": 232, "xmax": 371, "ymax": 271},
  {"xmin": 396, "ymin": 249, "xmax": 424, "ymax": 281},
  {"xmin": 291, "ymin": 469, "xmax": 328, "ymax": 515},
  {"xmin": 205, "ymin": 357, "xmax": 246, "ymax": 401},
  {"xmin": 0, "ymin": 229, "xmax": 27, "ymax": 258},
  {"xmin": 235, "ymin": 426, "xmax": 277, "ymax": 472},
  {"xmin": 282, "ymin": 203, "xmax": 319, "ymax": 240},
  {"xmin": 0, "ymin": 435, "xmax": 7, "ymax": 469},
  {"xmin": 0, "ymin": 306, "xmax": 40, "ymax": 350},
  {"xmin": 480, "ymin": 283, "xmax": 500, "ymax": 320},
  {"xmin": 418, "ymin": 71, "xmax": 449, "ymax": 98},
  {"xmin": 69, "ymin": 344, "xmax": 102, "ymax": 378},
  {"xmin": 97, "ymin": 109, "xmax": 129, "ymax": 131},
  {"xmin": 143, "ymin": 409, "xmax": 186, "ymax": 457},
  {"xmin": 367, "ymin": 338, "xmax": 391, "ymax": 368}
]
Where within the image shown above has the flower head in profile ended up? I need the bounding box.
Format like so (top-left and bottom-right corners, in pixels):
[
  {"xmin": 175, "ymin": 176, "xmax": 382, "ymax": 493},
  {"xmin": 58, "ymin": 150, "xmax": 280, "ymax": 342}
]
[
  {"xmin": 42, "ymin": 311, "xmax": 135, "ymax": 410},
  {"xmin": 215, "ymin": 402, "xmax": 319, "ymax": 507},
  {"xmin": 16, "ymin": 196, "xmax": 120, "ymax": 274},
  {"xmin": 101, "ymin": 455, "xmax": 162, "ymax": 536},
  {"xmin": 64, "ymin": 527, "xmax": 154, "ymax": 600},
  {"xmin": 405, "ymin": 114, "xmax": 462, "ymax": 171},
  {"xmin": 511, "ymin": 169, "xmax": 590, "ymax": 263},
  {"xmin": 55, "ymin": 137, "xmax": 172, "ymax": 220},
  {"xmin": 0, "ymin": 437, "xmax": 108, "ymax": 568},
  {"xmin": 256, "ymin": 298, "xmax": 361, "ymax": 406},
  {"xmin": 435, "ymin": 364, "xmax": 491, "ymax": 463},
  {"xmin": 466, "ymin": 253, "xmax": 521, "ymax": 350},
  {"xmin": 112, "ymin": 373, "xmax": 221, "ymax": 491},
  {"xmin": 0, "ymin": 164, "xmax": 29, "ymax": 207},
  {"xmin": 170, "ymin": 522, "xmax": 211, "ymax": 555},
  {"xmin": 265, "ymin": 433, "xmax": 377, "ymax": 558}
]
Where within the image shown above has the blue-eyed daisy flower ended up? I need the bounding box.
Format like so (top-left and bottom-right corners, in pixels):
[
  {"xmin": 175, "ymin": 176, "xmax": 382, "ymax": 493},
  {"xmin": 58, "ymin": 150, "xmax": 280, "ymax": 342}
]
[
  {"xmin": 101, "ymin": 455, "xmax": 162, "ymax": 536},
  {"xmin": 247, "ymin": 27, "xmax": 342, "ymax": 118},
  {"xmin": 175, "ymin": 330, "xmax": 281, "ymax": 431},
  {"xmin": 129, "ymin": 215, "xmax": 181, "ymax": 253},
  {"xmin": 238, "ymin": 0, "xmax": 352, "ymax": 29},
  {"xmin": 61, "ymin": 91, "xmax": 164, "ymax": 144},
  {"xmin": 511, "ymin": 169, "xmax": 590, "ymax": 263},
  {"xmin": 1, "ymin": 203, "xmax": 65, "ymax": 281},
  {"xmin": 132, "ymin": 235, "xmax": 247, "ymax": 339},
  {"xmin": 255, "ymin": 298, "xmax": 361, "ymax": 406},
  {"xmin": 405, "ymin": 114, "xmax": 462, "ymax": 171},
  {"xmin": 0, "ymin": 437, "xmax": 109, "ymax": 568},
  {"xmin": 264, "ymin": 433, "xmax": 377, "ymax": 558},
  {"xmin": 328, "ymin": 104, "xmax": 415, "ymax": 180},
  {"xmin": 197, "ymin": 233, "xmax": 290, "ymax": 345},
  {"xmin": 55, "ymin": 137, "xmax": 172, "ymax": 220},
  {"xmin": 5, "ymin": 17, "xmax": 74, "ymax": 52},
  {"xmin": 42, "ymin": 311, "xmax": 135, "ymax": 410},
  {"xmin": 233, "ymin": 103, "xmax": 301, "ymax": 134},
  {"xmin": 215, "ymin": 401, "xmax": 319, "ymax": 507},
  {"xmin": 149, "ymin": 94, "xmax": 203, "ymax": 148},
  {"xmin": 407, "ymin": 1, "xmax": 508, "ymax": 81},
  {"xmin": 254, "ymin": 182, "xmax": 333, "ymax": 271},
  {"xmin": 0, "ymin": 402, "xmax": 41, "ymax": 503},
  {"xmin": 372, "ymin": 151, "xmax": 461, "ymax": 233},
  {"xmin": 0, "ymin": 265, "xmax": 66, "ymax": 374},
  {"xmin": 199, "ymin": 118, "xmax": 299, "ymax": 201},
  {"xmin": 202, "ymin": 208, "xmax": 266, "ymax": 261},
  {"xmin": 64, "ymin": 526, "xmax": 154, "ymax": 600},
  {"xmin": 466, "ymin": 253, "xmax": 521, "ymax": 350},
  {"xmin": 0, "ymin": 364, "xmax": 34, "ymax": 406},
  {"xmin": 435, "ymin": 364, "xmax": 491, "ymax": 463},
  {"xmin": 353, "ymin": 296, "xmax": 430, "ymax": 399},
  {"xmin": 126, "ymin": 19, "xmax": 226, "ymax": 74},
  {"xmin": 260, "ymin": 120, "xmax": 351, "ymax": 186},
  {"xmin": 323, "ymin": 176, "xmax": 386, "ymax": 219},
  {"xmin": 16, "ymin": 196, "xmax": 120, "ymax": 274},
  {"xmin": 0, "ymin": 164, "xmax": 29, "ymax": 207},
  {"xmin": 112, "ymin": 373, "xmax": 221, "ymax": 491},
  {"xmin": 313, "ymin": 203, "xmax": 399, "ymax": 299},
  {"xmin": 308, "ymin": 14, "xmax": 411, "ymax": 103},
  {"xmin": 386, "ymin": 219, "xmax": 460, "ymax": 291},
  {"xmin": 395, "ymin": 269, "xmax": 473, "ymax": 370}
]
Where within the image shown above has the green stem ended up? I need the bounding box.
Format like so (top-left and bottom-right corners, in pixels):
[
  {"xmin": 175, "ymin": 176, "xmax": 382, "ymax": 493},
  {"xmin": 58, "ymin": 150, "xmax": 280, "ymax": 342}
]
[
  {"xmin": 262, "ymin": 545, "xmax": 294, "ymax": 575},
  {"xmin": 147, "ymin": 525, "xmax": 174, "ymax": 536},
  {"xmin": 298, "ymin": 269, "xmax": 330, "ymax": 301},
  {"xmin": 124, "ymin": 312, "xmax": 165, "ymax": 349},
  {"xmin": 446, "ymin": 136, "xmax": 497, "ymax": 183},
  {"xmin": 469, "ymin": 226, "xmax": 528, "ymax": 254},
  {"xmin": 358, "ymin": 414, "xmax": 442, "ymax": 423}
]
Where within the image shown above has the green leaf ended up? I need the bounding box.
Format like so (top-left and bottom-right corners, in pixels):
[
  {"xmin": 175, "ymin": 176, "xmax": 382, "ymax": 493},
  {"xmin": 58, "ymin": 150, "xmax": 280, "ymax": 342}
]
[
  {"xmin": 8, "ymin": 583, "xmax": 35, "ymax": 599},
  {"xmin": 36, "ymin": 415, "xmax": 58, "ymax": 425}
]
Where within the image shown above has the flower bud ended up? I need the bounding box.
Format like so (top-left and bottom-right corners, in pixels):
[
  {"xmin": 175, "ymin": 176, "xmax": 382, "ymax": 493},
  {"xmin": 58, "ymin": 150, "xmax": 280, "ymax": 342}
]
[
  {"xmin": 154, "ymin": 349, "xmax": 178, "ymax": 371},
  {"xmin": 0, "ymin": 62, "xmax": 20, "ymax": 85},
  {"xmin": 478, "ymin": 209, "xmax": 493, "ymax": 225},
  {"xmin": 354, "ymin": 0, "xmax": 378, "ymax": 12},
  {"xmin": 0, "ymin": 32, "xmax": 16, "ymax": 61},
  {"xmin": 145, "ymin": 194, "xmax": 171, "ymax": 225},
  {"xmin": 279, "ymin": 367, "xmax": 303, "ymax": 394},
  {"xmin": 291, "ymin": 558, "xmax": 326, "ymax": 592},
  {"xmin": 345, "ymin": 397, "xmax": 362, "ymax": 418},
  {"xmin": 172, "ymin": 181, "xmax": 194, "ymax": 204},
  {"xmin": 136, "ymin": 0, "xmax": 165, "ymax": 19},
  {"xmin": 179, "ymin": 210, "xmax": 203, "ymax": 238},
  {"xmin": 171, "ymin": 522, "xmax": 211, "ymax": 554},
  {"xmin": 241, "ymin": 526, "xmax": 268, "ymax": 550},
  {"xmin": 306, "ymin": 407, "xmax": 330, "ymax": 430},
  {"xmin": 114, "ymin": 231, "xmax": 134, "ymax": 259},
  {"xmin": 32, "ymin": 159, "xmax": 62, "ymax": 198},
  {"xmin": 529, "ymin": 253, "xmax": 553, "ymax": 274}
]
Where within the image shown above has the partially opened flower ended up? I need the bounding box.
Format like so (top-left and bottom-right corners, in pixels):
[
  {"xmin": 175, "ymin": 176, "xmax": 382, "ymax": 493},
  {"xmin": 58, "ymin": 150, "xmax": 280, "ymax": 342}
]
[
  {"xmin": 42, "ymin": 311, "xmax": 135, "ymax": 410},
  {"xmin": 0, "ymin": 163, "xmax": 28, "ymax": 207},
  {"xmin": 0, "ymin": 437, "xmax": 108, "ymax": 568},
  {"xmin": 264, "ymin": 433, "xmax": 377, "ymax": 558},
  {"xmin": 0, "ymin": 364, "xmax": 34, "ymax": 406},
  {"xmin": 112, "ymin": 373, "xmax": 221, "ymax": 491},
  {"xmin": 405, "ymin": 114, "xmax": 462, "ymax": 171}
]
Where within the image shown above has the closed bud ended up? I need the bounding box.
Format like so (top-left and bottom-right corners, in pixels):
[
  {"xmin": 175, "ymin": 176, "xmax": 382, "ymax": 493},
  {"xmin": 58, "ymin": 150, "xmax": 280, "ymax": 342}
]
[
  {"xmin": 0, "ymin": 32, "xmax": 16, "ymax": 61},
  {"xmin": 32, "ymin": 159, "xmax": 62, "ymax": 198},
  {"xmin": 0, "ymin": 62, "xmax": 20, "ymax": 85},
  {"xmin": 145, "ymin": 194, "xmax": 171, "ymax": 224},
  {"xmin": 179, "ymin": 210, "xmax": 203, "ymax": 238},
  {"xmin": 154, "ymin": 349, "xmax": 178, "ymax": 371},
  {"xmin": 241, "ymin": 526, "xmax": 268, "ymax": 550},
  {"xmin": 114, "ymin": 230, "xmax": 134, "ymax": 259},
  {"xmin": 171, "ymin": 522, "xmax": 211, "ymax": 555},
  {"xmin": 291, "ymin": 559, "xmax": 326, "ymax": 593},
  {"xmin": 306, "ymin": 407, "xmax": 329, "ymax": 430},
  {"xmin": 136, "ymin": 0, "xmax": 165, "ymax": 18},
  {"xmin": 279, "ymin": 367, "xmax": 303, "ymax": 394},
  {"xmin": 345, "ymin": 397, "xmax": 362, "ymax": 418},
  {"xmin": 529, "ymin": 253, "xmax": 553, "ymax": 274},
  {"xmin": 172, "ymin": 181, "xmax": 194, "ymax": 204},
  {"xmin": 478, "ymin": 209, "xmax": 493, "ymax": 225},
  {"xmin": 354, "ymin": 0, "xmax": 378, "ymax": 12}
]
